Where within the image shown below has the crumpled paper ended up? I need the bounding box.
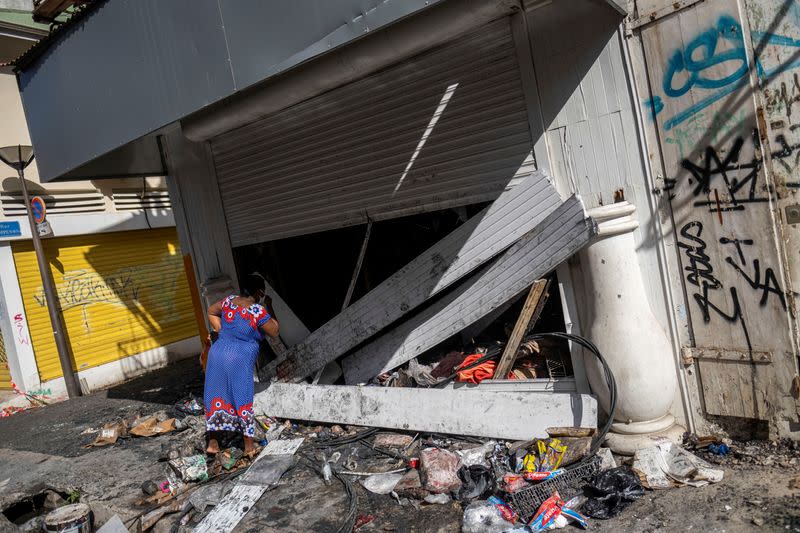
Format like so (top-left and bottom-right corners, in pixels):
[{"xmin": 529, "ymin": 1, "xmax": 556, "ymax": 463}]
[{"xmin": 633, "ymin": 438, "xmax": 724, "ymax": 489}]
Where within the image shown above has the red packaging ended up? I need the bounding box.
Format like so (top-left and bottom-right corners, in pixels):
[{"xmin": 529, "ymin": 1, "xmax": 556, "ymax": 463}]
[
  {"xmin": 528, "ymin": 492, "xmax": 565, "ymax": 531},
  {"xmin": 407, "ymin": 457, "xmax": 419, "ymax": 468}
]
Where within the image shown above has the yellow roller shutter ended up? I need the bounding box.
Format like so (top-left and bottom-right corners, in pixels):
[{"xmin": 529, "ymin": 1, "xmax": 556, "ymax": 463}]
[
  {"xmin": 12, "ymin": 227, "xmax": 198, "ymax": 382},
  {"xmin": 0, "ymin": 329, "xmax": 11, "ymax": 389}
]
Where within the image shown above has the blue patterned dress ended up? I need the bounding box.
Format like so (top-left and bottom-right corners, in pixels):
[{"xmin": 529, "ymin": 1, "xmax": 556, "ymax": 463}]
[{"xmin": 204, "ymin": 295, "xmax": 271, "ymax": 437}]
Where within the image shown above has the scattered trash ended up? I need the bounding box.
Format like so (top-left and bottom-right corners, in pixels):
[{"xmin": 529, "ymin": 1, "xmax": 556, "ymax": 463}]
[
  {"xmin": 596, "ymin": 448, "xmax": 616, "ymax": 471},
  {"xmin": 169, "ymin": 454, "xmax": 209, "ymax": 482},
  {"xmin": 262, "ymin": 437, "xmax": 304, "ymax": 456},
  {"xmin": 424, "ymin": 493, "xmax": 451, "ymax": 504},
  {"xmin": 458, "ymin": 465, "xmax": 493, "ymax": 500},
  {"xmin": 354, "ymin": 514, "xmax": 376, "ymax": 529},
  {"xmin": 462, "ymin": 500, "xmax": 516, "ymax": 533},
  {"xmin": 633, "ymin": 440, "xmax": 723, "ymax": 489},
  {"xmin": 527, "ymin": 492, "xmax": 588, "ymax": 531},
  {"xmin": 457, "ymin": 441, "xmax": 496, "ymax": 467},
  {"xmin": 455, "ymin": 353, "xmax": 497, "ymax": 384},
  {"xmin": 374, "ymin": 432, "xmax": 415, "ymax": 448},
  {"xmin": 362, "ymin": 472, "xmax": 404, "ymax": 494},
  {"xmin": 85, "ymin": 420, "xmax": 127, "ymax": 447},
  {"xmin": 499, "ymin": 473, "xmax": 530, "ymax": 494},
  {"xmin": 174, "ymin": 397, "xmax": 204, "ymax": 416},
  {"xmin": 141, "ymin": 480, "xmax": 159, "ymax": 496},
  {"xmin": 582, "ymin": 466, "xmax": 644, "ymax": 519},
  {"xmin": 708, "ymin": 443, "xmax": 730, "ymax": 456},
  {"xmin": 419, "ymin": 447, "xmax": 462, "ymax": 493},
  {"xmin": 240, "ymin": 454, "xmax": 295, "ymax": 485},
  {"xmin": 393, "ymin": 469, "xmax": 428, "ymax": 500},
  {"xmin": 129, "ymin": 415, "xmax": 177, "ymax": 437},
  {"xmin": 43, "ymin": 503, "xmax": 92, "ymax": 533},
  {"xmin": 218, "ymin": 447, "xmax": 244, "ymax": 470}
]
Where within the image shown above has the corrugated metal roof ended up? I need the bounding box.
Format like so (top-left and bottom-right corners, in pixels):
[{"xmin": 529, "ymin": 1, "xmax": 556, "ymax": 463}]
[{"xmin": 11, "ymin": 0, "xmax": 98, "ymax": 70}]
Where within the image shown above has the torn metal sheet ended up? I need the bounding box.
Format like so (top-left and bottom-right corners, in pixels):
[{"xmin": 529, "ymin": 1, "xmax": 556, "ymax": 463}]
[
  {"xmin": 264, "ymin": 170, "xmax": 561, "ymax": 381},
  {"xmin": 262, "ymin": 278, "xmax": 310, "ymax": 347},
  {"xmin": 193, "ymin": 484, "xmax": 268, "ymax": 533},
  {"xmin": 254, "ymin": 383, "xmax": 597, "ymax": 440},
  {"xmin": 342, "ymin": 196, "xmax": 594, "ymax": 384}
]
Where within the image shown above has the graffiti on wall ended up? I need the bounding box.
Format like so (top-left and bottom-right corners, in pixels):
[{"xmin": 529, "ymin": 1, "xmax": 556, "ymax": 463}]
[
  {"xmin": 670, "ymin": 131, "xmax": 789, "ymax": 352},
  {"xmin": 13, "ymin": 312, "xmax": 28, "ymax": 346},
  {"xmin": 645, "ymin": 14, "xmax": 800, "ymax": 131},
  {"xmin": 639, "ymin": 3, "xmax": 798, "ymax": 362},
  {"xmin": 30, "ymin": 255, "xmax": 185, "ymax": 334}
]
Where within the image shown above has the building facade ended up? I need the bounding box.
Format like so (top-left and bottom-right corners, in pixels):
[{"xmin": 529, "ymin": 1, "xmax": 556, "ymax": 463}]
[
  {"xmin": 0, "ymin": 7, "xmax": 199, "ymax": 395},
  {"xmin": 9, "ymin": 0, "xmax": 799, "ymax": 444}
]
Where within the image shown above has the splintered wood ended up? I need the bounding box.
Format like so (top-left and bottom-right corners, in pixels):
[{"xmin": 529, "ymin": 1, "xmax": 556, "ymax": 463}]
[
  {"xmin": 263, "ymin": 171, "xmax": 562, "ymax": 381},
  {"xmin": 341, "ymin": 196, "xmax": 595, "ymax": 384}
]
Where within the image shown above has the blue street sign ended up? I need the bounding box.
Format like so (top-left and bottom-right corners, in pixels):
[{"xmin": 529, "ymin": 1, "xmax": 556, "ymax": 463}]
[
  {"xmin": 31, "ymin": 196, "xmax": 46, "ymax": 224},
  {"xmin": 0, "ymin": 221, "xmax": 21, "ymax": 238}
]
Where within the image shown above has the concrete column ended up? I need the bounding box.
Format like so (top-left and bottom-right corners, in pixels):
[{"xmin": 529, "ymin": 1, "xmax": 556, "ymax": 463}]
[{"xmin": 579, "ymin": 202, "xmax": 683, "ymax": 454}]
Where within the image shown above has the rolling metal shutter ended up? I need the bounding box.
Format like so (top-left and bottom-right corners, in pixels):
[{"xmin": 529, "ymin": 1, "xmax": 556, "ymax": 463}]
[
  {"xmin": 12, "ymin": 228, "xmax": 198, "ymax": 381},
  {"xmin": 211, "ymin": 17, "xmax": 536, "ymax": 247},
  {"xmin": 0, "ymin": 329, "xmax": 10, "ymax": 389}
]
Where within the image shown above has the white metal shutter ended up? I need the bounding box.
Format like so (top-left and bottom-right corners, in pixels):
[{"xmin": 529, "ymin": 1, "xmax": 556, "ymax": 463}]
[{"xmin": 211, "ymin": 17, "xmax": 535, "ymax": 247}]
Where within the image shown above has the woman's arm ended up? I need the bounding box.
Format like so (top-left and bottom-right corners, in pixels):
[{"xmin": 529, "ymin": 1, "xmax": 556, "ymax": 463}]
[
  {"xmin": 207, "ymin": 300, "xmax": 223, "ymax": 333},
  {"xmin": 260, "ymin": 317, "xmax": 280, "ymax": 339}
]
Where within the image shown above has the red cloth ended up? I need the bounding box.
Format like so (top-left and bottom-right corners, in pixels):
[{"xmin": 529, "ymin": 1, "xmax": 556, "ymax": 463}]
[{"xmin": 455, "ymin": 353, "xmax": 496, "ymax": 384}]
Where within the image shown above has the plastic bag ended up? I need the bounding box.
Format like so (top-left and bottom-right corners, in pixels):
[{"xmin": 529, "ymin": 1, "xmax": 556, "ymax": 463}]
[
  {"xmin": 458, "ymin": 465, "xmax": 493, "ymax": 500},
  {"xmin": 582, "ymin": 466, "xmax": 644, "ymax": 519},
  {"xmin": 419, "ymin": 447, "xmax": 462, "ymax": 493},
  {"xmin": 461, "ymin": 500, "xmax": 515, "ymax": 533}
]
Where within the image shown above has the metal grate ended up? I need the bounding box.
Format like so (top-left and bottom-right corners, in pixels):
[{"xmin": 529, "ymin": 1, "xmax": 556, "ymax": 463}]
[
  {"xmin": 112, "ymin": 189, "xmax": 171, "ymax": 211},
  {"xmin": 509, "ymin": 456, "xmax": 601, "ymax": 522},
  {"xmin": 1, "ymin": 191, "xmax": 106, "ymax": 217}
]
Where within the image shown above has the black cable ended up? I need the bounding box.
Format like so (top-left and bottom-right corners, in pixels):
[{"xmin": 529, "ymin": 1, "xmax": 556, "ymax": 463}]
[
  {"xmin": 299, "ymin": 456, "xmax": 358, "ymax": 533},
  {"xmin": 433, "ymin": 331, "xmax": 616, "ymax": 456},
  {"xmin": 309, "ymin": 426, "xmax": 380, "ymax": 448}
]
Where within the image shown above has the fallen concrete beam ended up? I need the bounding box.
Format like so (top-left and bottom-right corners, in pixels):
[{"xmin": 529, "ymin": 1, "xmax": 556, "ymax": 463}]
[
  {"xmin": 254, "ymin": 383, "xmax": 597, "ymax": 440},
  {"xmin": 266, "ymin": 171, "xmax": 561, "ymax": 381},
  {"xmin": 341, "ymin": 195, "xmax": 595, "ymax": 384}
]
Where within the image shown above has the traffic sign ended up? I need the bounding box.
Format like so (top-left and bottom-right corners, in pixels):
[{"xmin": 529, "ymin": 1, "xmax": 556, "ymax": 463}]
[{"xmin": 31, "ymin": 196, "xmax": 46, "ymax": 224}]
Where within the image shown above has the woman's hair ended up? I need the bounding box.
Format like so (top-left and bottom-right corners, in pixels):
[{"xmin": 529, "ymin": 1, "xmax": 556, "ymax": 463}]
[{"xmin": 240, "ymin": 274, "xmax": 265, "ymax": 298}]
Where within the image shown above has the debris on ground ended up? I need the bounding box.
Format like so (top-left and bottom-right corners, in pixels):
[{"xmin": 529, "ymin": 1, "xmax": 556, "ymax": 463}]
[
  {"xmin": 633, "ymin": 438, "xmax": 724, "ymax": 489},
  {"xmin": 582, "ymin": 466, "xmax": 644, "ymax": 519}
]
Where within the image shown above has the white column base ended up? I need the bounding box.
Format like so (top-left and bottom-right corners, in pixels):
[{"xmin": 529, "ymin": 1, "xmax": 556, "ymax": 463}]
[{"xmin": 605, "ymin": 414, "xmax": 685, "ymax": 455}]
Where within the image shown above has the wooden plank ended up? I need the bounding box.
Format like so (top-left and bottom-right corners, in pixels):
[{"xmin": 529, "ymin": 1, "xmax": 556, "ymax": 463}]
[
  {"xmin": 341, "ymin": 196, "xmax": 594, "ymax": 384},
  {"xmin": 492, "ymin": 279, "xmax": 549, "ymax": 380},
  {"xmin": 266, "ymin": 171, "xmax": 561, "ymax": 381},
  {"xmin": 341, "ymin": 218, "xmax": 373, "ymax": 312},
  {"xmin": 254, "ymin": 383, "xmax": 597, "ymax": 441}
]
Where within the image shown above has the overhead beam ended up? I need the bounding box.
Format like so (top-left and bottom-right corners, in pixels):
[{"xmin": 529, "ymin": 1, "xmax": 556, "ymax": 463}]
[
  {"xmin": 341, "ymin": 196, "xmax": 594, "ymax": 384},
  {"xmin": 255, "ymin": 383, "xmax": 597, "ymax": 440},
  {"xmin": 265, "ymin": 171, "xmax": 561, "ymax": 381}
]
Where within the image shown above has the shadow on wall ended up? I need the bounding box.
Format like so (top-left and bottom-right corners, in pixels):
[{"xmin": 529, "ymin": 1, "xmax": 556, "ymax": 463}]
[{"xmin": 16, "ymin": 210, "xmax": 199, "ymax": 391}]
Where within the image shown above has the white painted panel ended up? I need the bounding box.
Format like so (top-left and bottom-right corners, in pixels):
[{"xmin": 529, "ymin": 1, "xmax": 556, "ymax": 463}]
[
  {"xmin": 341, "ymin": 196, "xmax": 594, "ymax": 383},
  {"xmin": 270, "ymin": 172, "xmax": 562, "ymax": 381},
  {"xmin": 255, "ymin": 383, "xmax": 598, "ymax": 440}
]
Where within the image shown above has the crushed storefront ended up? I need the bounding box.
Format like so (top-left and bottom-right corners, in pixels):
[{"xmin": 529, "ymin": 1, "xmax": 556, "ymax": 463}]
[{"xmin": 4, "ymin": 0, "xmax": 800, "ymax": 530}]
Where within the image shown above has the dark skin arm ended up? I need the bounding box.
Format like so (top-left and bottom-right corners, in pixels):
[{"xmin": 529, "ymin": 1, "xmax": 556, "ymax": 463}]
[{"xmin": 207, "ymin": 300, "xmax": 223, "ymax": 334}]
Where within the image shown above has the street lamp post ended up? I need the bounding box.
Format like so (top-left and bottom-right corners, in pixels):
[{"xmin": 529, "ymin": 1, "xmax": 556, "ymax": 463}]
[{"xmin": 0, "ymin": 145, "xmax": 81, "ymax": 398}]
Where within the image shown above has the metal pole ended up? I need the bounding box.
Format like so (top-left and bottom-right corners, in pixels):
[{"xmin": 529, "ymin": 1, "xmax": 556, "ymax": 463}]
[{"xmin": 17, "ymin": 167, "xmax": 81, "ymax": 398}]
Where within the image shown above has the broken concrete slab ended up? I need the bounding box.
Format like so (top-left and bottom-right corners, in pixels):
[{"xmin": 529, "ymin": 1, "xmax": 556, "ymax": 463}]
[
  {"xmin": 265, "ymin": 171, "xmax": 562, "ymax": 381},
  {"xmin": 342, "ymin": 196, "xmax": 595, "ymax": 384},
  {"xmin": 254, "ymin": 383, "xmax": 597, "ymax": 440}
]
